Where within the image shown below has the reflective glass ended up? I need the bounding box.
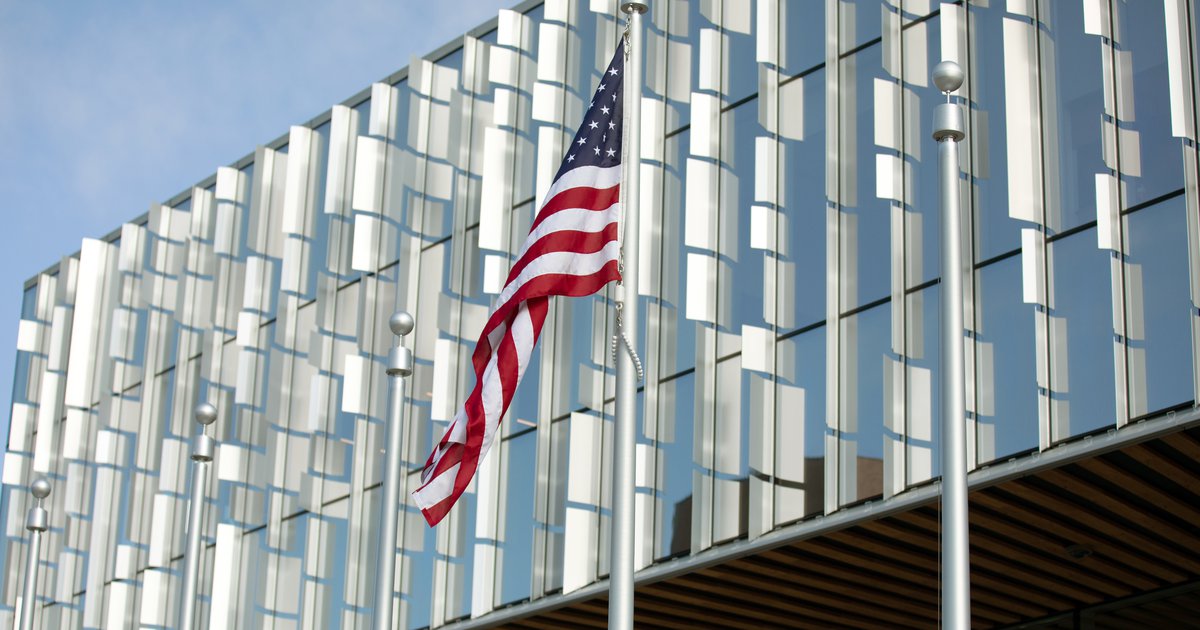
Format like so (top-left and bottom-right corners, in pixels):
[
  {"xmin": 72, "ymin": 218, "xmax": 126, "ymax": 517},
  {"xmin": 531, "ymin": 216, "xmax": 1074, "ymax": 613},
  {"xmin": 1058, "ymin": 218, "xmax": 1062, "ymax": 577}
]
[
  {"xmin": 721, "ymin": 100, "xmax": 769, "ymax": 335},
  {"xmin": 1113, "ymin": 0, "xmax": 1184, "ymax": 207},
  {"xmin": 779, "ymin": 69, "xmax": 826, "ymax": 330},
  {"xmin": 711, "ymin": 355, "xmax": 749, "ymax": 543},
  {"xmin": 498, "ymin": 429, "xmax": 537, "ymax": 606},
  {"xmin": 840, "ymin": 0, "xmax": 883, "ymax": 54},
  {"xmin": 904, "ymin": 16, "xmax": 942, "ymax": 287},
  {"xmin": 654, "ymin": 371, "xmax": 694, "ymax": 559},
  {"xmin": 906, "ymin": 284, "xmax": 940, "ymax": 483},
  {"xmin": 1122, "ymin": 197, "xmax": 1194, "ymax": 415},
  {"xmin": 967, "ymin": 0, "xmax": 1022, "ymax": 261},
  {"xmin": 839, "ymin": 43, "xmax": 891, "ymax": 309},
  {"xmin": 837, "ymin": 301, "xmax": 888, "ymax": 504},
  {"xmin": 974, "ymin": 255, "xmax": 1039, "ymax": 463},
  {"xmin": 776, "ymin": 324, "xmax": 825, "ymax": 524},
  {"xmin": 1040, "ymin": 0, "xmax": 1106, "ymax": 234},
  {"xmin": 1048, "ymin": 228, "xmax": 1116, "ymax": 441},
  {"xmin": 664, "ymin": 130, "xmax": 697, "ymax": 373},
  {"xmin": 780, "ymin": 0, "xmax": 824, "ymax": 76}
]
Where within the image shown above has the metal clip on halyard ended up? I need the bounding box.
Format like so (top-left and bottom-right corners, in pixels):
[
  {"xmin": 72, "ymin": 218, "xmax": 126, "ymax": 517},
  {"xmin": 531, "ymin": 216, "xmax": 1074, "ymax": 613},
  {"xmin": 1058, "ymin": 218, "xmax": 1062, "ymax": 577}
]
[{"xmin": 611, "ymin": 276, "xmax": 644, "ymax": 382}]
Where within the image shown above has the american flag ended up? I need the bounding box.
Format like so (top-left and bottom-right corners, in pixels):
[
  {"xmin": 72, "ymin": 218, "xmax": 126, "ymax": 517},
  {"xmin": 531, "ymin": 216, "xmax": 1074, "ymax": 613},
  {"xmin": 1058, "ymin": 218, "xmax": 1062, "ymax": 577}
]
[{"xmin": 412, "ymin": 45, "xmax": 626, "ymax": 526}]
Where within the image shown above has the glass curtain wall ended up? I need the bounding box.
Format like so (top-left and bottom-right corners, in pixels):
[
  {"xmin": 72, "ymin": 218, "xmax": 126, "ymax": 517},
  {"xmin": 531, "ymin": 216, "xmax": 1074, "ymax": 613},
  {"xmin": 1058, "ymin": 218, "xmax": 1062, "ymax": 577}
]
[{"xmin": 0, "ymin": 0, "xmax": 1197, "ymax": 628}]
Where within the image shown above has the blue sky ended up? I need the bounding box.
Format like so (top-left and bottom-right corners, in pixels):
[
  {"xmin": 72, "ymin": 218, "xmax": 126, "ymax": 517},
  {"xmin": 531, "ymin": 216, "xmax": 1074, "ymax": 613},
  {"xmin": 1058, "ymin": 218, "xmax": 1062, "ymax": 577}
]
[{"xmin": 0, "ymin": 0, "xmax": 510, "ymax": 469}]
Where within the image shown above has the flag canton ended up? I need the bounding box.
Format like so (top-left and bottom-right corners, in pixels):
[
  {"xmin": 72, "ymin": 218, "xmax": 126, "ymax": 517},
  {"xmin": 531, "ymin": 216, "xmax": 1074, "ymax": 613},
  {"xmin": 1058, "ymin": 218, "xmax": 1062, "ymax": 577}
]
[{"xmin": 556, "ymin": 46, "xmax": 624, "ymax": 180}]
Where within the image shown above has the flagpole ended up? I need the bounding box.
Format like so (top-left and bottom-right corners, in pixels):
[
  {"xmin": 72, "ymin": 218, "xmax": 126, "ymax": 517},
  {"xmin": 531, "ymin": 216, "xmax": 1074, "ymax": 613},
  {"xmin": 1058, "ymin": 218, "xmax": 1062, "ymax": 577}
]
[
  {"xmin": 18, "ymin": 478, "xmax": 50, "ymax": 630},
  {"xmin": 932, "ymin": 60, "xmax": 970, "ymax": 629},
  {"xmin": 375, "ymin": 310, "xmax": 414, "ymax": 630},
  {"xmin": 181, "ymin": 402, "xmax": 218, "ymax": 630},
  {"xmin": 612, "ymin": 3, "xmax": 646, "ymax": 630}
]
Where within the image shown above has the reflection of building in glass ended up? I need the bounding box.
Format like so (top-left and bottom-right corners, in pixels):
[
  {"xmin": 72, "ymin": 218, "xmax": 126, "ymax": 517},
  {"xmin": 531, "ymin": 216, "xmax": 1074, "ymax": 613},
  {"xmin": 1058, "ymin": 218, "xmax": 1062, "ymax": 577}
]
[{"xmin": 3, "ymin": 0, "xmax": 1200, "ymax": 627}]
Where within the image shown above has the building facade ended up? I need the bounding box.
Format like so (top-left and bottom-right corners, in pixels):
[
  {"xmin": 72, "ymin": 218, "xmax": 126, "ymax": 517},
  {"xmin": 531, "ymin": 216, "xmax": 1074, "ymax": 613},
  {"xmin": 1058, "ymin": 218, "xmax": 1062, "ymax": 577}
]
[{"xmin": 3, "ymin": 0, "xmax": 1200, "ymax": 627}]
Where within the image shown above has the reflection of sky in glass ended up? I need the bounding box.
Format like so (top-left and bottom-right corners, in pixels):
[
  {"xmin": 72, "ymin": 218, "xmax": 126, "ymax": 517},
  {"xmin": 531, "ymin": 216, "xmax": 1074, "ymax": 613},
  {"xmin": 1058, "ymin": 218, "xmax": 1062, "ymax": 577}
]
[
  {"xmin": 909, "ymin": 284, "xmax": 940, "ymax": 480},
  {"xmin": 665, "ymin": 130, "xmax": 696, "ymax": 373},
  {"xmin": 1123, "ymin": 197, "xmax": 1193, "ymax": 416},
  {"xmin": 974, "ymin": 255, "xmax": 1038, "ymax": 463},
  {"xmin": 840, "ymin": 301, "xmax": 888, "ymax": 503},
  {"xmin": 656, "ymin": 371, "xmax": 694, "ymax": 559},
  {"xmin": 1115, "ymin": 0, "xmax": 1183, "ymax": 207},
  {"xmin": 1041, "ymin": 0, "xmax": 1104, "ymax": 234},
  {"xmin": 842, "ymin": 43, "xmax": 891, "ymax": 309},
  {"xmin": 968, "ymin": 1, "xmax": 1020, "ymax": 261},
  {"xmin": 781, "ymin": 69, "xmax": 826, "ymax": 331},
  {"xmin": 780, "ymin": 324, "xmax": 825, "ymax": 521},
  {"xmin": 499, "ymin": 428, "xmax": 536, "ymax": 606},
  {"xmin": 905, "ymin": 17, "xmax": 942, "ymax": 288},
  {"xmin": 1049, "ymin": 229, "xmax": 1116, "ymax": 440},
  {"xmin": 724, "ymin": 100, "xmax": 767, "ymax": 335}
]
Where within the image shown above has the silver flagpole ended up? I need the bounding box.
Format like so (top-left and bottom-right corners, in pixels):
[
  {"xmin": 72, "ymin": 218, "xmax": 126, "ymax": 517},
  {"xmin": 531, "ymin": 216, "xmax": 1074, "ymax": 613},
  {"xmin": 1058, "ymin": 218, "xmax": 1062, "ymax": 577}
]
[
  {"xmin": 932, "ymin": 60, "xmax": 970, "ymax": 629},
  {"xmin": 612, "ymin": 4, "xmax": 646, "ymax": 630},
  {"xmin": 18, "ymin": 478, "xmax": 50, "ymax": 630},
  {"xmin": 374, "ymin": 311, "xmax": 414, "ymax": 630},
  {"xmin": 181, "ymin": 402, "xmax": 218, "ymax": 630}
]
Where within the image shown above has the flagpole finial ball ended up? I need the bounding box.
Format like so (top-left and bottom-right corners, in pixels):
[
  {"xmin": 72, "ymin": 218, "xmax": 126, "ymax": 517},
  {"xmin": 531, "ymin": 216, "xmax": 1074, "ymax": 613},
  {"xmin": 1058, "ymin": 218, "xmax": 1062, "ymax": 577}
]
[
  {"xmin": 620, "ymin": 2, "xmax": 648, "ymax": 14},
  {"xmin": 30, "ymin": 478, "xmax": 51, "ymax": 500},
  {"xmin": 194, "ymin": 402, "xmax": 218, "ymax": 426},
  {"xmin": 932, "ymin": 61, "xmax": 964, "ymax": 94},
  {"xmin": 390, "ymin": 311, "xmax": 415, "ymax": 337}
]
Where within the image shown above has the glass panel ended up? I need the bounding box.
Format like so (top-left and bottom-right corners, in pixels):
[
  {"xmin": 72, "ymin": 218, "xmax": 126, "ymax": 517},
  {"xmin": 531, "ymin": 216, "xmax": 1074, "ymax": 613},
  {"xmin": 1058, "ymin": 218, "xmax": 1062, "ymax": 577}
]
[
  {"xmin": 776, "ymin": 324, "xmax": 825, "ymax": 524},
  {"xmin": 837, "ymin": 301, "xmax": 888, "ymax": 504},
  {"xmin": 712, "ymin": 355, "xmax": 748, "ymax": 543},
  {"xmin": 974, "ymin": 255, "xmax": 1039, "ymax": 463},
  {"xmin": 721, "ymin": 100, "xmax": 770, "ymax": 336},
  {"xmin": 663, "ymin": 130, "xmax": 697, "ymax": 373},
  {"xmin": 1048, "ymin": 228, "xmax": 1116, "ymax": 441},
  {"xmin": 779, "ymin": 70, "xmax": 826, "ymax": 330},
  {"xmin": 906, "ymin": 284, "xmax": 940, "ymax": 483},
  {"xmin": 840, "ymin": 0, "xmax": 883, "ymax": 54},
  {"xmin": 498, "ymin": 429, "xmax": 537, "ymax": 606},
  {"xmin": 1123, "ymin": 197, "xmax": 1194, "ymax": 415},
  {"xmin": 968, "ymin": 0, "xmax": 1022, "ymax": 261},
  {"xmin": 904, "ymin": 16, "xmax": 942, "ymax": 288},
  {"xmin": 840, "ymin": 43, "xmax": 891, "ymax": 310},
  {"xmin": 654, "ymin": 371, "xmax": 695, "ymax": 559},
  {"xmin": 1113, "ymin": 0, "xmax": 1184, "ymax": 207},
  {"xmin": 780, "ymin": 0, "xmax": 825, "ymax": 76},
  {"xmin": 1040, "ymin": 0, "xmax": 1106, "ymax": 234}
]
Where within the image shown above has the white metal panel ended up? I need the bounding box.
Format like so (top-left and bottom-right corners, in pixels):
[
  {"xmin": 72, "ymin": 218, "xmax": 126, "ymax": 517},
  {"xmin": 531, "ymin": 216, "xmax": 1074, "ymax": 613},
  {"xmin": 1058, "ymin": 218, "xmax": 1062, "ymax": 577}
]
[
  {"xmin": 282, "ymin": 125, "xmax": 319, "ymax": 237},
  {"xmin": 686, "ymin": 252, "xmax": 718, "ymax": 322},
  {"xmin": 684, "ymin": 158, "xmax": 719, "ymax": 250},
  {"xmin": 1021, "ymin": 229, "xmax": 1045, "ymax": 305},
  {"xmin": 324, "ymin": 106, "xmax": 360, "ymax": 216},
  {"xmin": 341, "ymin": 354, "xmax": 370, "ymax": 415},
  {"xmin": 369, "ymin": 82, "xmax": 398, "ymax": 139},
  {"xmin": 740, "ymin": 325, "xmax": 774, "ymax": 373},
  {"xmin": 208, "ymin": 524, "xmax": 242, "ymax": 630},
  {"xmin": 479, "ymin": 127, "xmax": 514, "ymax": 252},
  {"xmin": 755, "ymin": 136, "xmax": 779, "ymax": 204},
  {"xmin": 1095, "ymin": 173, "xmax": 1120, "ymax": 251},
  {"xmin": 351, "ymin": 136, "xmax": 386, "ymax": 214},
  {"xmin": 1164, "ymin": 0, "xmax": 1194, "ymax": 139},
  {"xmin": 691, "ymin": 92, "xmax": 721, "ymax": 159},
  {"xmin": 350, "ymin": 214, "xmax": 380, "ymax": 272},
  {"xmin": 431, "ymin": 338, "xmax": 458, "ymax": 421},
  {"xmin": 33, "ymin": 372, "xmax": 63, "ymax": 473},
  {"xmin": 64, "ymin": 239, "xmax": 115, "ymax": 409},
  {"xmin": 1003, "ymin": 17, "xmax": 1043, "ymax": 224},
  {"xmin": 532, "ymin": 82, "xmax": 565, "ymax": 123},
  {"xmin": 537, "ymin": 22, "xmax": 567, "ymax": 82},
  {"xmin": 15, "ymin": 320, "xmax": 42, "ymax": 353}
]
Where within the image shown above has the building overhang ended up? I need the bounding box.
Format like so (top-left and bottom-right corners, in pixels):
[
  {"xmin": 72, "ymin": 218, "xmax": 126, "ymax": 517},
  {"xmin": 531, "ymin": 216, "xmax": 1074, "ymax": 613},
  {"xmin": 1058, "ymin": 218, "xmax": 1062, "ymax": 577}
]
[{"xmin": 447, "ymin": 405, "xmax": 1200, "ymax": 628}]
